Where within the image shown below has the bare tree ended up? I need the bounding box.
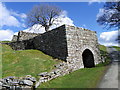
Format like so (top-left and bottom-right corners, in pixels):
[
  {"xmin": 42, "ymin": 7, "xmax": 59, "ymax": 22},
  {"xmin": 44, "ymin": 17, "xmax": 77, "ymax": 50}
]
[
  {"xmin": 26, "ymin": 4, "xmax": 62, "ymax": 32},
  {"xmin": 97, "ymin": 2, "xmax": 120, "ymax": 29},
  {"xmin": 97, "ymin": 1, "xmax": 120, "ymax": 43}
]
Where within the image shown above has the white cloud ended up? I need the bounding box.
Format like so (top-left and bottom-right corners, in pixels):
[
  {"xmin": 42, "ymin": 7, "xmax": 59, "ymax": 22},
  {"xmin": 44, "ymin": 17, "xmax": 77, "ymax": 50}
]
[
  {"xmin": 11, "ymin": 11, "xmax": 27, "ymax": 19},
  {"xmin": 11, "ymin": 11, "xmax": 27, "ymax": 22},
  {"xmin": 99, "ymin": 30, "xmax": 119, "ymax": 46},
  {"xmin": 81, "ymin": 24, "xmax": 87, "ymax": 29},
  {"xmin": 0, "ymin": 2, "xmax": 27, "ymax": 28},
  {"xmin": 89, "ymin": 0, "xmax": 102, "ymax": 5},
  {"xmin": 49, "ymin": 10, "xmax": 74, "ymax": 30},
  {"xmin": 22, "ymin": 10, "xmax": 74, "ymax": 34},
  {"xmin": 0, "ymin": 2, "xmax": 21, "ymax": 28},
  {"xmin": 23, "ymin": 24, "xmax": 45, "ymax": 33},
  {"xmin": 0, "ymin": 29, "xmax": 14, "ymax": 41}
]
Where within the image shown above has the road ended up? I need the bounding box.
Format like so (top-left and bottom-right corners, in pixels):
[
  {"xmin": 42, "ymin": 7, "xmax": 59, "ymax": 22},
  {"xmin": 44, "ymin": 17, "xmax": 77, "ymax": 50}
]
[{"xmin": 98, "ymin": 47, "xmax": 120, "ymax": 89}]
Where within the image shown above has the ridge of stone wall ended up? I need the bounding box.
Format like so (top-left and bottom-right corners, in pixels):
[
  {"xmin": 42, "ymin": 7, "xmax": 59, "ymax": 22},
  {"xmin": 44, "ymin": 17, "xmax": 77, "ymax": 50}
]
[
  {"xmin": 9, "ymin": 25, "xmax": 68, "ymax": 61},
  {"xmin": 12, "ymin": 31, "xmax": 41, "ymax": 42}
]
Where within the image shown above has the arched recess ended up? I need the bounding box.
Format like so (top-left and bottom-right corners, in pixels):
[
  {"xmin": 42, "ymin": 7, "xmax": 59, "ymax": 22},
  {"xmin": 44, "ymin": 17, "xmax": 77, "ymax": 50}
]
[{"xmin": 82, "ymin": 49, "xmax": 95, "ymax": 68}]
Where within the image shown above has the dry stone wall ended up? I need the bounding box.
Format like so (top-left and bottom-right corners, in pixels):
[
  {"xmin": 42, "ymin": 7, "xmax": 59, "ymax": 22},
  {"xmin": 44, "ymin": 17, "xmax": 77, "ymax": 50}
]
[
  {"xmin": 12, "ymin": 31, "xmax": 41, "ymax": 42},
  {"xmin": 9, "ymin": 25, "xmax": 68, "ymax": 61},
  {"xmin": 12, "ymin": 35, "xmax": 18, "ymax": 42}
]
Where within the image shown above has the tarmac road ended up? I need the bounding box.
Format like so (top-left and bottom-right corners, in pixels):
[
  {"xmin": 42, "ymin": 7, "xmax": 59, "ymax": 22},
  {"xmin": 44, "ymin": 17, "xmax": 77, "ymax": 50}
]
[{"xmin": 98, "ymin": 47, "xmax": 120, "ymax": 89}]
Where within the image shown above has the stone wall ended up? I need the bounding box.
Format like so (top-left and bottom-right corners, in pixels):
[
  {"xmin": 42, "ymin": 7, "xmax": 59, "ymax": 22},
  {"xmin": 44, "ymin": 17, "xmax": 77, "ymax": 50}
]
[
  {"xmin": 12, "ymin": 35, "xmax": 18, "ymax": 42},
  {"xmin": 9, "ymin": 25, "xmax": 68, "ymax": 61},
  {"xmin": 7, "ymin": 24, "xmax": 102, "ymax": 88},
  {"xmin": 8, "ymin": 24, "xmax": 101, "ymax": 69},
  {"xmin": 65, "ymin": 25, "xmax": 101, "ymax": 71},
  {"xmin": 12, "ymin": 31, "xmax": 41, "ymax": 42}
]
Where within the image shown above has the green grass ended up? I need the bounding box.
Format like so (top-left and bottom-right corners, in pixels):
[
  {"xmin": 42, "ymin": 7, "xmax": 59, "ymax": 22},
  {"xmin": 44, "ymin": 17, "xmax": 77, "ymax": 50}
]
[
  {"xmin": 0, "ymin": 41, "xmax": 11, "ymax": 43},
  {"xmin": 99, "ymin": 45, "xmax": 107, "ymax": 52},
  {"xmin": 99, "ymin": 45, "xmax": 110, "ymax": 64},
  {"xmin": 112, "ymin": 46, "xmax": 120, "ymax": 51},
  {"xmin": 0, "ymin": 43, "xmax": 2, "ymax": 78},
  {"xmin": 38, "ymin": 45, "xmax": 109, "ymax": 88},
  {"xmin": 39, "ymin": 67, "xmax": 106, "ymax": 88},
  {"xmin": 2, "ymin": 43, "xmax": 109, "ymax": 88},
  {"xmin": 2, "ymin": 44, "xmax": 61, "ymax": 78}
]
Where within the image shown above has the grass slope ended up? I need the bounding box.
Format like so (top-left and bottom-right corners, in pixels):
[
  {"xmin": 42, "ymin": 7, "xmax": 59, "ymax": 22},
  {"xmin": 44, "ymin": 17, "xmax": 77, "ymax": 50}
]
[
  {"xmin": 2, "ymin": 44, "xmax": 61, "ymax": 78},
  {"xmin": 39, "ymin": 45, "xmax": 109, "ymax": 88},
  {"xmin": 112, "ymin": 46, "xmax": 120, "ymax": 51},
  {"xmin": 39, "ymin": 67, "xmax": 106, "ymax": 88},
  {"xmin": 2, "ymin": 43, "xmax": 109, "ymax": 88},
  {"xmin": 0, "ymin": 43, "xmax": 2, "ymax": 78}
]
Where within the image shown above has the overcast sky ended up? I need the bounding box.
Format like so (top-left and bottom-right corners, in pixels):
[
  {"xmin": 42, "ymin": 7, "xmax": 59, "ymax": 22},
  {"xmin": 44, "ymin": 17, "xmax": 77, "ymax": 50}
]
[{"xmin": 0, "ymin": 2, "xmax": 119, "ymax": 46}]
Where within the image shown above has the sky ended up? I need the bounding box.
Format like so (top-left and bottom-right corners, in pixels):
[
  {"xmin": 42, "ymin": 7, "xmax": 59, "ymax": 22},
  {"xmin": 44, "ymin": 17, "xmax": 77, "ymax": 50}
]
[{"xmin": 0, "ymin": 2, "xmax": 119, "ymax": 46}]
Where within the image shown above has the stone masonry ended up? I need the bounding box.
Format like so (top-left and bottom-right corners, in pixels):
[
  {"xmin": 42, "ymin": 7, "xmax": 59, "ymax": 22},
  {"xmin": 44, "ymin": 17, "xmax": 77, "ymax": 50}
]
[
  {"xmin": 6, "ymin": 24, "xmax": 102, "ymax": 88},
  {"xmin": 9, "ymin": 24, "xmax": 101, "ymax": 70},
  {"xmin": 12, "ymin": 31, "xmax": 41, "ymax": 41}
]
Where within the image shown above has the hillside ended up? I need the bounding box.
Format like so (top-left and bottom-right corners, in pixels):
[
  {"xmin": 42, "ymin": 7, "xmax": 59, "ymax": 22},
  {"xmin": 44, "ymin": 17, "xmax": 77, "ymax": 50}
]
[
  {"xmin": 112, "ymin": 46, "xmax": 120, "ymax": 51},
  {"xmin": 0, "ymin": 43, "xmax": 2, "ymax": 78},
  {"xmin": 2, "ymin": 44, "xmax": 61, "ymax": 78},
  {"xmin": 1, "ymin": 43, "xmax": 110, "ymax": 88}
]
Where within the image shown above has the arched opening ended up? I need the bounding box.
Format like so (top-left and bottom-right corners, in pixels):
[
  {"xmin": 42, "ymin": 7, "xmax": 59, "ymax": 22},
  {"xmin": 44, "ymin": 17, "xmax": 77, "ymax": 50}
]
[{"xmin": 82, "ymin": 49, "xmax": 95, "ymax": 68}]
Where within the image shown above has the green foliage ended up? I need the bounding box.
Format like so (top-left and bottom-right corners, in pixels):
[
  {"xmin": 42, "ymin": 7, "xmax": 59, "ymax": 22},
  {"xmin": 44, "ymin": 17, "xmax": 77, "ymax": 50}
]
[{"xmin": 2, "ymin": 44, "xmax": 61, "ymax": 78}]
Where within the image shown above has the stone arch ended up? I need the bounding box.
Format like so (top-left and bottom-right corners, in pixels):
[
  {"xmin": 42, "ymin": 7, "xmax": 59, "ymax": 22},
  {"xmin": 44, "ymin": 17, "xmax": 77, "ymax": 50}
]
[{"xmin": 82, "ymin": 49, "xmax": 95, "ymax": 68}]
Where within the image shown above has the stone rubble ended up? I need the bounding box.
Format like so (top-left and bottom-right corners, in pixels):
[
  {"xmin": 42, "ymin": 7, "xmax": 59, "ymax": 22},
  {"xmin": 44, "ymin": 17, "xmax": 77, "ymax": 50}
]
[
  {"xmin": 0, "ymin": 75, "xmax": 36, "ymax": 90},
  {"xmin": 35, "ymin": 62, "xmax": 69, "ymax": 88}
]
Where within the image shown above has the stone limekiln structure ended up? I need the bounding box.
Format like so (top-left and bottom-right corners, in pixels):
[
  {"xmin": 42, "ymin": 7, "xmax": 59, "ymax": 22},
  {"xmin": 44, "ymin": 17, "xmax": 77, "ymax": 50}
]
[
  {"xmin": 9, "ymin": 25, "xmax": 101, "ymax": 71},
  {"xmin": 4, "ymin": 24, "xmax": 102, "ymax": 88}
]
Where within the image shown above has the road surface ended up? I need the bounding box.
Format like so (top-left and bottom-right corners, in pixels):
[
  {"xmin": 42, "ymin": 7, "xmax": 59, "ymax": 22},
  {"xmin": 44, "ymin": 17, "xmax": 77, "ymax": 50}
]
[{"xmin": 98, "ymin": 47, "xmax": 120, "ymax": 89}]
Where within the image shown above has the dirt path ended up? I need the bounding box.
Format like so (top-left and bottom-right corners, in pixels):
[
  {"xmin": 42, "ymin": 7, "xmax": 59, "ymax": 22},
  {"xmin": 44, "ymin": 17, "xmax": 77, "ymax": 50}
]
[{"xmin": 98, "ymin": 47, "xmax": 119, "ymax": 88}]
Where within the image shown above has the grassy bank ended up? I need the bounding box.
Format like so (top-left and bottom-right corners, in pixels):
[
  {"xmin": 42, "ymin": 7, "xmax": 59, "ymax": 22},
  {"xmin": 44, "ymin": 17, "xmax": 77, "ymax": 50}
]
[
  {"xmin": 2, "ymin": 43, "xmax": 110, "ymax": 88},
  {"xmin": 39, "ymin": 66, "xmax": 106, "ymax": 88},
  {"xmin": 112, "ymin": 46, "xmax": 120, "ymax": 51},
  {"xmin": 0, "ymin": 43, "xmax": 2, "ymax": 78},
  {"xmin": 38, "ymin": 45, "xmax": 109, "ymax": 88},
  {"xmin": 2, "ymin": 44, "xmax": 61, "ymax": 78}
]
